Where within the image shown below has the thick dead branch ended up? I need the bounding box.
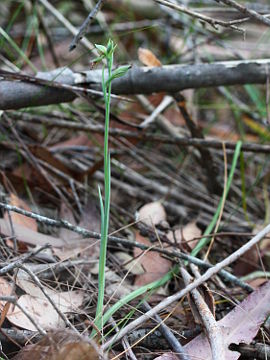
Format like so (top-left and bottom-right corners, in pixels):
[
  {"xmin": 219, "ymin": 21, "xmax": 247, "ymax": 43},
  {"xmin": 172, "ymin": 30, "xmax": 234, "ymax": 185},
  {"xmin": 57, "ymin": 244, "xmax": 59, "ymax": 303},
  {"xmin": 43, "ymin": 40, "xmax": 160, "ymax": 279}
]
[{"xmin": 1, "ymin": 59, "xmax": 270, "ymax": 109}]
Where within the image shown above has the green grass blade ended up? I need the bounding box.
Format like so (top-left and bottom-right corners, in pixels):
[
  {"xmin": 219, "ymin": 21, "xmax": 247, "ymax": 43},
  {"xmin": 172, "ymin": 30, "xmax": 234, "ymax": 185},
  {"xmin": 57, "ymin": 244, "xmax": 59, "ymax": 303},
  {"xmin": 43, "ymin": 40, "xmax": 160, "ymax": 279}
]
[
  {"xmin": 0, "ymin": 2, "xmax": 24, "ymax": 50},
  {"xmin": 93, "ymin": 40, "xmax": 130, "ymax": 337},
  {"xmin": 244, "ymin": 84, "xmax": 266, "ymax": 118},
  {"xmin": 191, "ymin": 141, "xmax": 242, "ymax": 257},
  {"xmin": 91, "ymin": 265, "xmax": 179, "ymax": 338},
  {"xmin": 94, "ymin": 187, "xmax": 106, "ymax": 333},
  {"xmin": 98, "ymin": 185, "xmax": 105, "ymax": 230},
  {"xmin": 0, "ymin": 26, "xmax": 37, "ymax": 73},
  {"xmin": 239, "ymin": 150, "xmax": 248, "ymax": 219}
]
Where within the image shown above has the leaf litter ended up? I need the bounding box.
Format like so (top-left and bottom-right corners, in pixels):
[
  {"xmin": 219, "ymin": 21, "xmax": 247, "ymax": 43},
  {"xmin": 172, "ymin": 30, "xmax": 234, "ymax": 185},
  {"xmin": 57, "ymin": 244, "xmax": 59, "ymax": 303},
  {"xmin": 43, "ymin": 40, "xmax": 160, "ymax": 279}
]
[
  {"xmin": 1, "ymin": 1, "xmax": 270, "ymax": 359},
  {"xmin": 184, "ymin": 281, "xmax": 270, "ymax": 360},
  {"xmin": 134, "ymin": 202, "xmax": 172, "ymax": 286}
]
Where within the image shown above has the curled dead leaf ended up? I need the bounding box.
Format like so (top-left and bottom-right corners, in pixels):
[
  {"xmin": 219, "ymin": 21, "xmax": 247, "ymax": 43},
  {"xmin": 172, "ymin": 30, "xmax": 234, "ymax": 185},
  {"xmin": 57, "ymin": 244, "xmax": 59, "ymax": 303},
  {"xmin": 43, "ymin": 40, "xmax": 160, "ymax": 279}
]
[
  {"xmin": 13, "ymin": 330, "xmax": 100, "ymax": 360},
  {"xmin": 137, "ymin": 201, "xmax": 166, "ymax": 227},
  {"xmin": 138, "ymin": 48, "xmax": 162, "ymax": 67},
  {"xmin": 134, "ymin": 232, "xmax": 172, "ymax": 286},
  {"xmin": 167, "ymin": 221, "xmax": 201, "ymax": 250}
]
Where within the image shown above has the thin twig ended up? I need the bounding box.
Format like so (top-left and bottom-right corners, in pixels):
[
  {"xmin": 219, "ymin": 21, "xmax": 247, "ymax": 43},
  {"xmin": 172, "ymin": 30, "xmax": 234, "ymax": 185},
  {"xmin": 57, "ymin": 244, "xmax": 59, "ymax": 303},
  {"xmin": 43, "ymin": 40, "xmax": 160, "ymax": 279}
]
[
  {"xmin": 181, "ymin": 266, "xmax": 225, "ymax": 360},
  {"xmin": 0, "ymin": 244, "xmax": 51, "ymax": 276},
  {"xmin": 154, "ymin": 0, "xmax": 245, "ymax": 32},
  {"xmin": 69, "ymin": 0, "xmax": 106, "ymax": 51},
  {"xmin": 38, "ymin": 0, "xmax": 101, "ymax": 58},
  {"xmin": 110, "ymin": 317, "xmax": 138, "ymax": 360},
  {"xmin": 0, "ymin": 202, "xmax": 253, "ymax": 292},
  {"xmin": 0, "ymin": 296, "xmax": 46, "ymax": 335},
  {"xmin": 9, "ymin": 111, "xmax": 270, "ymax": 154},
  {"xmin": 19, "ymin": 265, "xmax": 79, "ymax": 334},
  {"xmin": 205, "ymin": 142, "xmax": 227, "ymax": 260},
  {"xmin": 139, "ymin": 95, "xmax": 173, "ymax": 128},
  {"xmin": 101, "ymin": 222, "xmax": 270, "ymax": 350},
  {"xmin": 216, "ymin": 0, "xmax": 270, "ymax": 27},
  {"xmin": 142, "ymin": 301, "xmax": 190, "ymax": 360}
]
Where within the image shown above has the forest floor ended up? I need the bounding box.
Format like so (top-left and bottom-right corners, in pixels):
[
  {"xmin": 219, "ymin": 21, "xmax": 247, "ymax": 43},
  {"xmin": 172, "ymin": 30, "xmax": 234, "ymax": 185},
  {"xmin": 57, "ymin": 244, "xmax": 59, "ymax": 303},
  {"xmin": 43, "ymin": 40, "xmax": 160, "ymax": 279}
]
[{"xmin": 1, "ymin": 1, "xmax": 270, "ymax": 359}]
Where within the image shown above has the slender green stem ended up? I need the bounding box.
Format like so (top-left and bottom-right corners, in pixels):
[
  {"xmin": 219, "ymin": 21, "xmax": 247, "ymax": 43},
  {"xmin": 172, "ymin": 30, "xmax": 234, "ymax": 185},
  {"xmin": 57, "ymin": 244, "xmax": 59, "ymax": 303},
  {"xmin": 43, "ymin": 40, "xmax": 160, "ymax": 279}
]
[
  {"xmin": 92, "ymin": 40, "xmax": 130, "ymax": 337},
  {"xmin": 93, "ymin": 140, "xmax": 242, "ymax": 339},
  {"xmin": 94, "ymin": 57, "xmax": 113, "ymax": 333},
  {"xmin": 91, "ymin": 265, "xmax": 179, "ymax": 338}
]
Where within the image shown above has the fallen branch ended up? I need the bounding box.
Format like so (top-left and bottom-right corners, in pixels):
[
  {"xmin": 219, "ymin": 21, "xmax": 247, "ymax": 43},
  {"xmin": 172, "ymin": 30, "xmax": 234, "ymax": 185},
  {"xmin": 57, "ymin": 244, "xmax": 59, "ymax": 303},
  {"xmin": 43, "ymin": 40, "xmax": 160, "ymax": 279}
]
[{"xmin": 1, "ymin": 59, "xmax": 270, "ymax": 109}]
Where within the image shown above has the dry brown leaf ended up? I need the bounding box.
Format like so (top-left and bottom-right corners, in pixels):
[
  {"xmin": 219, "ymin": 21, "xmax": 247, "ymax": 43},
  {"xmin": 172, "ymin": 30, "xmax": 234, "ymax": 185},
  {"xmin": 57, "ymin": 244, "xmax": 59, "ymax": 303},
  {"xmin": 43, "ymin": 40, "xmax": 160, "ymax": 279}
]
[
  {"xmin": 8, "ymin": 295, "xmax": 64, "ymax": 331},
  {"xmin": 57, "ymin": 198, "xmax": 101, "ymax": 260},
  {"xmin": 0, "ymin": 277, "xmax": 13, "ymax": 327},
  {"xmin": 134, "ymin": 231, "xmax": 171, "ymax": 286},
  {"xmin": 0, "ymin": 302, "xmax": 11, "ymax": 328},
  {"xmin": 1, "ymin": 265, "xmax": 84, "ymax": 331},
  {"xmin": 13, "ymin": 163, "xmax": 54, "ymax": 191},
  {"xmin": 137, "ymin": 201, "xmax": 166, "ymax": 227},
  {"xmin": 134, "ymin": 202, "xmax": 170, "ymax": 285},
  {"xmin": 247, "ymin": 278, "xmax": 268, "ymax": 288},
  {"xmin": 50, "ymin": 134, "xmax": 93, "ymax": 151},
  {"xmin": 4, "ymin": 193, "xmax": 37, "ymax": 232},
  {"xmin": 184, "ymin": 281, "xmax": 270, "ymax": 360},
  {"xmin": 53, "ymin": 244, "xmax": 90, "ymax": 262},
  {"xmin": 79, "ymin": 197, "xmax": 101, "ymax": 234},
  {"xmin": 106, "ymin": 280, "xmax": 134, "ymax": 298},
  {"xmin": 0, "ymin": 277, "xmax": 13, "ymax": 302},
  {"xmin": 168, "ymin": 221, "xmax": 201, "ymax": 250},
  {"xmin": 65, "ymin": 196, "xmax": 102, "ymax": 261},
  {"xmin": 55, "ymin": 197, "xmax": 101, "ymax": 261},
  {"xmin": 90, "ymin": 263, "xmax": 134, "ymax": 298},
  {"xmin": 6, "ymin": 289, "xmax": 84, "ymax": 331},
  {"xmin": 29, "ymin": 145, "xmax": 73, "ymax": 176},
  {"xmin": 233, "ymin": 245, "xmax": 259, "ymax": 276},
  {"xmin": 16, "ymin": 266, "xmax": 84, "ymax": 306},
  {"xmin": 138, "ymin": 48, "xmax": 162, "ymax": 67},
  {"xmin": 16, "ymin": 266, "xmax": 60, "ymax": 297},
  {"xmin": 0, "ymin": 218, "xmax": 65, "ymax": 247},
  {"xmin": 13, "ymin": 330, "xmax": 100, "ymax": 360}
]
